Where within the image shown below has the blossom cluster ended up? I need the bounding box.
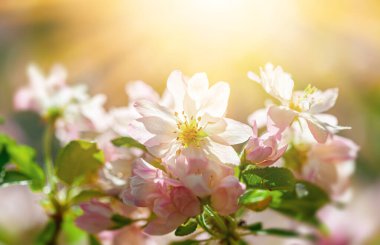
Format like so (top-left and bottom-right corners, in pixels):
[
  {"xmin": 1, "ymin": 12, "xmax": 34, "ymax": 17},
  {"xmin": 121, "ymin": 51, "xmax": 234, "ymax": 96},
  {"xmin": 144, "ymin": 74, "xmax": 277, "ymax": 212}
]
[{"xmin": 9, "ymin": 63, "xmax": 358, "ymax": 244}]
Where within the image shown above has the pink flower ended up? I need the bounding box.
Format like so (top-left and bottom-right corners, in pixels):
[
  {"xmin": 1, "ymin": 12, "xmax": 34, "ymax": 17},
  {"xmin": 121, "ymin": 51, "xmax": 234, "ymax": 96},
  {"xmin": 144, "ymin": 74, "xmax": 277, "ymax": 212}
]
[
  {"xmin": 245, "ymin": 122, "xmax": 287, "ymax": 166},
  {"xmin": 210, "ymin": 176, "xmax": 245, "ymax": 216},
  {"xmin": 302, "ymin": 136, "xmax": 359, "ymax": 200},
  {"xmin": 127, "ymin": 70, "xmax": 252, "ymax": 165},
  {"xmin": 76, "ymin": 200, "xmax": 114, "ymax": 234},
  {"xmin": 167, "ymin": 155, "xmax": 234, "ymax": 198},
  {"xmin": 98, "ymin": 225, "xmax": 156, "ymax": 245},
  {"xmin": 248, "ymin": 64, "xmax": 350, "ymax": 143},
  {"xmin": 14, "ymin": 64, "xmax": 88, "ymax": 117},
  {"xmin": 121, "ymin": 159, "xmax": 201, "ymax": 235}
]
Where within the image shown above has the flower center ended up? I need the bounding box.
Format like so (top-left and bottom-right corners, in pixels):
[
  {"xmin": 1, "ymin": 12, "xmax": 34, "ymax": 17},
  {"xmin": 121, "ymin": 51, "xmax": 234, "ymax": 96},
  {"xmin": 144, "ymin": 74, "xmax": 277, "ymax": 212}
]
[
  {"xmin": 175, "ymin": 112, "xmax": 207, "ymax": 148},
  {"xmin": 289, "ymin": 84, "xmax": 317, "ymax": 112}
]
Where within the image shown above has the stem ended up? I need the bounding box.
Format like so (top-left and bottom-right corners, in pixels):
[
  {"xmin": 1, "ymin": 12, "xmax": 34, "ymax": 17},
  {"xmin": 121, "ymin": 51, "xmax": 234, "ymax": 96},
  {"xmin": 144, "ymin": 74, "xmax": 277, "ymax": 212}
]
[
  {"xmin": 204, "ymin": 205, "xmax": 228, "ymax": 233},
  {"xmin": 43, "ymin": 121, "xmax": 55, "ymax": 189}
]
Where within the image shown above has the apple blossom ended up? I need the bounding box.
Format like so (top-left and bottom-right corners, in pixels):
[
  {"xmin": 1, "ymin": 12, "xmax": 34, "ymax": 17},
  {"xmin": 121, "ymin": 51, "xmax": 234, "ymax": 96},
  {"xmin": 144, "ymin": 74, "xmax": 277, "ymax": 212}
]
[
  {"xmin": 245, "ymin": 121, "xmax": 287, "ymax": 167},
  {"xmin": 14, "ymin": 64, "xmax": 88, "ymax": 118},
  {"xmin": 302, "ymin": 136, "xmax": 359, "ymax": 200},
  {"xmin": 75, "ymin": 200, "xmax": 114, "ymax": 234},
  {"xmin": 121, "ymin": 159, "xmax": 201, "ymax": 235},
  {"xmin": 210, "ymin": 175, "xmax": 245, "ymax": 216},
  {"xmin": 248, "ymin": 63, "xmax": 350, "ymax": 143},
  {"xmin": 127, "ymin": 70, "xmax": 252, "ymax": 165}
]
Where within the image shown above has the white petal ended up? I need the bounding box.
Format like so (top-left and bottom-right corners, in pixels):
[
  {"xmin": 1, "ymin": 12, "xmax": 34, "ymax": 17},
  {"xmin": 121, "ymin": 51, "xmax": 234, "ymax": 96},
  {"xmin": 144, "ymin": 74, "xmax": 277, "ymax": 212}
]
[
  {"xmin": 137, "ymin": 116, "xmax": 176, "ymax": 135},
  {"xmin": 209, "ymin": 118, "xmax": 252, "ymax": 145},
  {"xmin": 125, "ymin": 80, "xmax": 160, "ymax": 103},
  {"xmin": 187, "ymin": 72, "xmax": 209, "ymax": 108},
  {"xmin": 47, "ymin": 64, "xmax": 67, "ymax": 87},
  {"xmin": 247, "ymin": 108, "xmax": 268, "ymax": 129},
  {"xmin": 167, "ymin": 70, "xmax": 186, "ymax": 112},
  {"xmin": 126, "ymin": 120, "xmax": 155, "ymax": 144},
  {"xmin": 305, "ymin": 118, "xmax": 330, "ymax": 144},
  {"xmin": 200, "ymin": 82, "xmax": 230, "ymax": 118},
  {"xmin": 308, "ymin": 88, "xmax": 338, "ymax": 114},
  {"xmin": 206, "ymin": 140, "xmax": 240, "ymax": 165},
  {"xmin": 134, "ymin": 99, "xmax": 175, "ymax": 123},
  {"xmin": 249, "ymin": 64, "xmax": 294, "ymax": 103},
  {"xmin": 267, "ymin": 105, "xmax": 297, "ymax": 134}
]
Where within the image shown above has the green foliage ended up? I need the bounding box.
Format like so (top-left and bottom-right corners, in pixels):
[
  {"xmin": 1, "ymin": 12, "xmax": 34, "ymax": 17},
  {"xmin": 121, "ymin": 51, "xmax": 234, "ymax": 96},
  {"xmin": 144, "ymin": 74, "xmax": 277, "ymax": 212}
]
[
  {"xmin": 170, "ymin": 240, "xmax": 200, "ymax": 245},
  {"xmin": 56, "ymin": 140, "xmax": 104, "ymax": 185},
  {"xmin": 256, "ymin": 228, "xmax": 305, "ymax": 238},
  {"xmin": 241, "ymin": 167, "xmax": 295, "ymax": 191},
  {"xmin": 88, "ymin": 235, "xmax": 102, "ymax": 245},
  {"xmin": 175, "ymin": 219, "xmax": 198, "ymax": 236},
  {"xmin": 243, "ymin": 222, "xmax": 262, "ymax": 232},
  {"xmin": 70, "ymin": 190, "xmax": 105, "ymax": 205},
  {"xmin": 111, "ymin": 137, "xmax": 146, "ymax": 150},
  {"xmin": 34, "ymin": 220, "xmax": 56, "ymax": 245},
  {"xmin": 239, "ymin": 189, "xmax": 282, "ymax": 211},
  {"xmin": 270, "ymin": 181, "xmax": 330, "ymax": 226},
  {"xmin": 60, "ymin": 211, "xmax": 88, "ymax": 245},
  {"xmin": 241, "ymin": 166, "xmax": 330, "ymax": 227},
  {"xmin": 110, "ymin": 214, "xmax": 133, "ymax": 229},
  {"xmin": 242, "ymin": 223, "xmax": 315, "ymax": 241},
  {"xmin": 0, "ymin": 134, "xmax": 45, "ymax": 190}
]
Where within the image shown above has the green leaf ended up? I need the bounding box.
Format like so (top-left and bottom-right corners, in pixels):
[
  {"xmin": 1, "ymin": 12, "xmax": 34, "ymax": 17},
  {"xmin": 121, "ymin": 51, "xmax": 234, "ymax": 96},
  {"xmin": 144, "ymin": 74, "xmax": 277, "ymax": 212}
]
[
  {"xmin": 34, "ymin": 220, "xmax": 56, "ymax": 245},
  {"xmin": 175, "ymin": 219, "xmax": 198, "ymax": 236},
  {"xmin": 170, "ymin": 240, "xmax": 200, "ymax": 245},
  {"xmin": 270, "ymin": 181, "xmax": 330, "ymax": 226},
  {"xmin": 71, "ymin": 190, "xmax": 105, "ymax": 205},
  {"xmin": 0, "ymin": 170, "xmax": 31, "ymax": 184},
  {"xmin": 111, "ymin": 137, "xmax": 146, "ymax": 151},
  {"xmin": 244, "ymin": 222, "xmax": 263, "ymax": 232},
  {"xmin": 88, "ymin": 234, "xmax": 102, "ymax": 245},
  {"xmin": 257, "ymin": 228, "xmax": 301, "ymax": 237},
  {"xmin": 0, "ymin": 134, "xmax": 45, "ymax": 190},
  {"xmin": 241, "ymin": 167, "xmax": 295, "ymax": 191},
  {"xmin": 240, "ymin": 189, "xmax": 283, "ymax": 212},
  {"xmin": 110, "ymin": 214, "xmax": 133, "ymax": 229},
  {"xmin": 56, "ymin": 140, "xmax": 104, "ymax": 185},
  {"xmin": 60, "ymin": 211, "xmax": 88, "ymax": 245}
]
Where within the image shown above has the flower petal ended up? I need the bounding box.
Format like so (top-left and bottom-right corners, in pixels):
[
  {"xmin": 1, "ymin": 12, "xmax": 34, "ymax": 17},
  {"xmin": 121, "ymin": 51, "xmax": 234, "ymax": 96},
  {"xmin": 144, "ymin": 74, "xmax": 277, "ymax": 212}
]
[
  {"xmin": 125, "ymin": 80, "xmax": 160, "ymax": 103},
  {"xmin": 308, "ymin": 88, "xmax": 339, "ymax": 114},
  {"xmin": 200, "ymin": 82, "xmax": 230, "ymax": 118},
  {"xmin": 267, "ymin": 105, "xmax": 297, "ymax": 134},
  {"xmin": 206, "ymin": 140, "xmax": 240, "ymax": 165},
  {"xmin": 209, "ymin": 118, "xmax": 252, "ymax": 145},
  {"xmin": 137, "ymin": 116, "xmax": 176, "ymax": 135},
  {"xmin": 187, "ymin": 72, "xmax": 209, "ymax": 108},
  {"xmin": 167, "ymin": 70, "xmax": 186, "ymax": 112},
  {"xmin": 134, "ymin": 99, "xmax": 175, "ymax": 122},
  {"xmin": 305, "ymin": 118, "xmax": 330, "ymax": 143}
]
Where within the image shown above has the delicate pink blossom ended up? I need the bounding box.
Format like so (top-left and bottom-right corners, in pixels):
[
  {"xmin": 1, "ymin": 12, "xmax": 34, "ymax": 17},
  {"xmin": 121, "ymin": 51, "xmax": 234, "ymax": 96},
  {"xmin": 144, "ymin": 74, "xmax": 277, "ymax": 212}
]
[
  {"xmin": 210, "ymin": 176, "xmax": 245, "ymax": 216},
  {"xmin": 14, "ymin": 64, "xmax": 88, "ymax": 117},
  {"xmin": 121, "ymin": 159, "xmax": 201, "ymax": 235},
  {"xmin": 245, "ymin": 122, "xmax": 287, "ymax": 166},
  {"xmin": 302, "ymin": 136, "xmax": 359, "ymax": 200},
  {"xmin": 76, "ymin": 200, "xmax": 114, "ymax": 234},
  {"xmin": 128, "ymin": 71, "xmax": 252, "ymax": 165},
  {"xmin": 248, "ymin": 63, "xmax": 349, "ymax": 143}
]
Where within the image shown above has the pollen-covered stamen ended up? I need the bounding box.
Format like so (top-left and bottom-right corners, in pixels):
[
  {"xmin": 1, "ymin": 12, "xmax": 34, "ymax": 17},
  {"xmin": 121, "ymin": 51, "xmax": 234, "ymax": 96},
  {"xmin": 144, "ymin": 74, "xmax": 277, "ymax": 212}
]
[
  {"xmin": 289, "ymin": 84, "xmax": 318, "ymax": 112},
  {"xmin": 174, "ymin": 111, "xmax": 207, "ymax": 148}
]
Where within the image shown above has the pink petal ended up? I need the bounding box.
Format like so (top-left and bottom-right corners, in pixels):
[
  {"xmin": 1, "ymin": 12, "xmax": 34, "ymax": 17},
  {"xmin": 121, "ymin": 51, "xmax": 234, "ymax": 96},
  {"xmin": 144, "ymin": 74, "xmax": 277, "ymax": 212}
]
[{"xmin": 267, "ymin": 105, "xmax": 297, "ymax": 134}]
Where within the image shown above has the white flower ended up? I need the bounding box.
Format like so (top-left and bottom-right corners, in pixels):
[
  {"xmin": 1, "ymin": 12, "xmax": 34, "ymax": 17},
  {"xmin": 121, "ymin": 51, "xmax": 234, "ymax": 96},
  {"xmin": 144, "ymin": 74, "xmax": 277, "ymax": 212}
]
[
  {"xmin": 14, "ymin": 64, "xmax": 88, "ymax": 117},
  {"xmin": 128, "ymin": 70, "xmax": 252, "ymax": 165},
  {"xmin": 248, "ymin": 63, "xmax": 350, "ymax": 143}
]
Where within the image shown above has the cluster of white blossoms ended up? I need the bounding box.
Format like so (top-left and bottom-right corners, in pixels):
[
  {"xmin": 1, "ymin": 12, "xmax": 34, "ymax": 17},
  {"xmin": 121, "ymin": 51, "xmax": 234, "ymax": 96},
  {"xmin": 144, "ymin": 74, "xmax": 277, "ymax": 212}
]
[{"xmin": 13, "ymin": 63, "xmax": 358, "ymax": 244}]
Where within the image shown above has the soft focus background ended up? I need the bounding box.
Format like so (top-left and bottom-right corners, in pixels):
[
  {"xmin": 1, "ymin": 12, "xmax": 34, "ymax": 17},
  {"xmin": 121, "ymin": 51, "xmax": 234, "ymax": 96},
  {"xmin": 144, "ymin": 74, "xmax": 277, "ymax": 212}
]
[{"xmin": 0, "ymin": 0, "xmax": 380, "ymax": 244}]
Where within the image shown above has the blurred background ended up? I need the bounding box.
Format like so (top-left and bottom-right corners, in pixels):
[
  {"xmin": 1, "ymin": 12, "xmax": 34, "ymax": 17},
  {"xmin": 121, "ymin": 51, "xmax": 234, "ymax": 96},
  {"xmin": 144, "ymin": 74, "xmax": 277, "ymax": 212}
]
[{"xmin": 0, "ymin": 0, "xmax": 380, "ymax": 244}]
